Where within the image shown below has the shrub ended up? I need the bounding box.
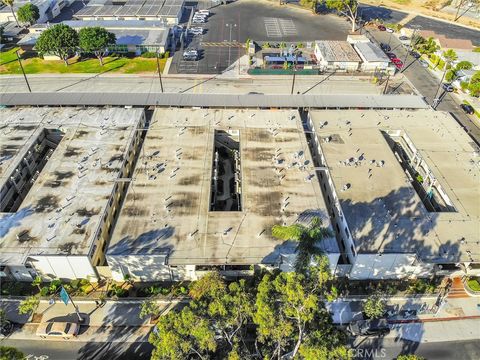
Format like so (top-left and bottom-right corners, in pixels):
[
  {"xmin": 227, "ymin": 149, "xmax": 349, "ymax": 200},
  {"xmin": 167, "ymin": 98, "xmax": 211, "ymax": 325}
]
[
  {"xmin": 467, "ymin": 278, "xmax": 480, "ymax": 292},
  {"xmin": 363, "ymin": 295, "xmax": 385, "ymax": 319},
  {"xmin": 39, "ymin": 286, "xmax": 49, "ymax": 297},
  {"xmin": 18, "ymin": 296, "xmax": 40, "ymax": 315},
  {"xmin": 406, "ymin": 279, "xmax": 436, "ymax": 294},
  {"xmin": 141, "ymin": 51, "xmax": 157, "ymax": 58},
  {"xmin": 139, "ymin": 299, "xmax": 160, "ymax": 319}
]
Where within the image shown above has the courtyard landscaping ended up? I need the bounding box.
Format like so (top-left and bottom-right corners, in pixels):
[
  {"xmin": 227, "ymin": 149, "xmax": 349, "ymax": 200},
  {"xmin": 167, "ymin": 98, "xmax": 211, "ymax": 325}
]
[{"xmin": 0, "ymin": 48, "xmax": 166, "ymax": 75}]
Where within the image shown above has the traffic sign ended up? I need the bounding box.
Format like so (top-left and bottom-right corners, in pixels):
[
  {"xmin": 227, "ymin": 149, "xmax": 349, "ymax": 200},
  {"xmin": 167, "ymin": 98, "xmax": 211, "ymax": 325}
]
[{"xmin": 60, "ymin": 287, "xmax": 69, "ymax": 306}]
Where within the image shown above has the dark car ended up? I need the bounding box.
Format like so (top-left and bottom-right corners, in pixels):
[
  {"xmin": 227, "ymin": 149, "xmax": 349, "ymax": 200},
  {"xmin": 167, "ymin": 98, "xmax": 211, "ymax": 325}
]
[
  {"xmin": 460, "ymin": 104, "xmax": 475, "ymax": 115},
  {"xmin": 386, "ymin": 52, "xmax": 396, "ymax": 60},
  {"xmin": 380, "ymin": 43, "xmax": 391, "ymax": 52},
  {"xmin": 378, "ymin": 25, "xmax": 386, "ymax": 31},
  {"xmin": 442, "ymin": 83, "xmax": 454, "ymax": 92},
  {"xmin": 410, "ymin": 51, "xmax": 421, "ymax": 59},
  {"xmin": 399, "ymin": 35, "xmax": 409, "ymax": 41},
  {"xmin": 348, "ymin": 319, "xmax": 390, "ymax": 336}
]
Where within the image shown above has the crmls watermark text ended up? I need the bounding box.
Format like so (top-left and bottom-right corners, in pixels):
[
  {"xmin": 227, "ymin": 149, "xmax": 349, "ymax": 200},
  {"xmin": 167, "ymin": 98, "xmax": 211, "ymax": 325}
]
[{"xmin": 349, "ymin": 348, "xmax": 387, "ymax": 359}]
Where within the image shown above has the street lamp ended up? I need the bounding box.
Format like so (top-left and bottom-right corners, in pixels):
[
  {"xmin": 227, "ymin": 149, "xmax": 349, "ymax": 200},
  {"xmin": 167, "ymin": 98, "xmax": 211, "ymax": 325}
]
[
  {"xmin": 225, "ymin": 23, "xmax": 237, "ymax": 67},
  {"xmin": 291, "ymin": 50, "xmax": 300, "ymax": 95},
  {"xmin": 432, "ymin": 61, "xmax": 451, "ymax": 109}
]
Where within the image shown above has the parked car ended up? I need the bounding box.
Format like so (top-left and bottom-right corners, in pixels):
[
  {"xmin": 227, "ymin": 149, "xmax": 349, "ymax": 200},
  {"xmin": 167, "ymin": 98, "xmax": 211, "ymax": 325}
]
[
  {"xmin": 196, "ymin": 9, "xmax": 210, "ymax": 16},
  {"xmin": 36, "ymin": 322, "xmax": 79, "ymax": 339},
  {"xmin": 460, "ymin": 103, "xmax": 475, "ymax": 115},
  {"xmin": 419, "ymin": 59, "xmax": 429, "ymax": 68},
  {"xmin": 348, "ymin": 319, "xmax": 390, "ymax": 336},
  {"xmin": 378, "ymin": 25, "xmax": 386, "ymax": 31},
  {"xmin": 392, "ymin": 57, "xmax": 402, "ymax": 64},
  {"xmin": 192, "ymin": 18, "xmax": 206, "ymax": 24},
  {"xmin": 442, "ymin": 83, "xmax": 454, "ymax": 92},
  {"xmin": 410, "ymin": 51, "xmax": 420, "ymax": 59},
  {"xmin": 189, "ymin": 27, "xmax": 204, "ymax": 35},
  {"xmin": 399, "ymin": 35, "xmax": 409, "ymax": 41},
  {"xmin": 386, "ymin": 27, "xmax": 394, "ymax": 33},
  {"xmin": 183, "ymin": 49, "xmax": 199, "ymax": 61},
  {"xmin": 380, "ymin": 43, "xmax": 391, "ymax": 52},
  {"xmin": 386, "ymin": 53, "xmax": 396, "ymax": 60}
]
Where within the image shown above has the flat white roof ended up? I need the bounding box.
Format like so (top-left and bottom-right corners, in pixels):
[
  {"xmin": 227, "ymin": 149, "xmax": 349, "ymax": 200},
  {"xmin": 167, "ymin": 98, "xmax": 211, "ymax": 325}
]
[
  {"xmin": 0, "ymin": 107, "xmax": 144, "ymax": 264},
  {"xmin": 354, "ymin": 42, "xmax": 390, "ymax": 63},
  {"xmin": 108, "ymin": 108, "xmax": 338, "ymax": 265},
  {"xmin": 310, "ymin": 109, "xmax": 480, "ymax": 263}
]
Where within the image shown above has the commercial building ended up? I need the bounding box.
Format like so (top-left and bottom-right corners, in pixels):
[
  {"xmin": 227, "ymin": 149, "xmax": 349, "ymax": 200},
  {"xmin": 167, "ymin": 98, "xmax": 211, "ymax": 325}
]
[
  {"xmin": 0, "ymin": 0, "xmax": 64, "ymax": 24},
  {"xmin": 314, "ymin": 41, "xmax": 361, "ymax": 72},
  {"xmin": 74, "ymin": 0, "xmax": 184, "ymax": 24},
  {"xmin": 26, "ymin": 20, "xmax": 171, "ymax": 54},
  {"xmin": 0, "ymin": 107, "xmax": 146, "ymax": 281},
  {"xmin": 353, "ymin": 41, "xmax": 394, "ymax": 74},
  {"xmin": 107, "ymin": 108, "xmax": 340, "ymax": 281},
  {"xmin": 306, "ymin": 109, "xmax": 480, "ymax": 279}
]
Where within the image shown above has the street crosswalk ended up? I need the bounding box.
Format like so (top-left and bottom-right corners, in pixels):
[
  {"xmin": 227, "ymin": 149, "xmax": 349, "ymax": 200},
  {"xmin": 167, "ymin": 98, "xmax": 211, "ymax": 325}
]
[{"xmin": 264, "ymin": 17, "xmax": 297, "ymax": 37}]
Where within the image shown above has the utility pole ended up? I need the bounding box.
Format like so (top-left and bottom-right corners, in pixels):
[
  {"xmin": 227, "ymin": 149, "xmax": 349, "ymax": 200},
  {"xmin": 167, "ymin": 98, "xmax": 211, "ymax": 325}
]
[
  {"xmin": 383, "ymin": 73, "xmax": 390, "ymax": 94},
  {"xmin": 401, "ymin": 27, "xmax": 420, "ymax": 74},
  {"xmin": 432, "ymin": 64, "xmax": 449, "ymax": 109},
  {"xmin": 16, "ymin": 50, "xmax": 31, "ymax": 93},
  {"xmin": 291, "ymin": 50, "xmax": 300, "ymax": 95},
  {"xmin": 156, "ymin": 50, "xmax": 164, "ymax": 93}
]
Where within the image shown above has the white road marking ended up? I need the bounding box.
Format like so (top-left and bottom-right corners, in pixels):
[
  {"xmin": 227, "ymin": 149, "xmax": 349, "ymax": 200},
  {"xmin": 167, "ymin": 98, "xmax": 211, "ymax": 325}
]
[
  {"xmin": 264, "ymin": 17, "xmax": 282, "ymax": 37},
  {"xmin": 279, "ymin": 19, "xmax": 297, "ymax": 35}
]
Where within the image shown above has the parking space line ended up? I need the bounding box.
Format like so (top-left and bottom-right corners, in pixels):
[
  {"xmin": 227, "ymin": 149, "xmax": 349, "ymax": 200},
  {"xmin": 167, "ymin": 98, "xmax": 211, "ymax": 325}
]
[
  {"xmin": 279, "ymin": 19, "xmax": 297, "ymax": 36},
  {"xmin": 264, "ymin": 17, "xmax": 282, "ymax": 38}
]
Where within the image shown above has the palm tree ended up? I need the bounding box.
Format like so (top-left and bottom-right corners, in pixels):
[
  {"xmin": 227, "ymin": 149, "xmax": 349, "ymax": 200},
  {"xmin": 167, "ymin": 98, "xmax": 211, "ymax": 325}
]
[
  {"xmin": 442, "ymin": 49, "xmax": 458, "ymax": 65},
  {"xmin": 272, "ymin": 216, "xmax": 333, "ymax": 273},
  {"xmin": 1, "ymin": 0, "xmax": 19, "ymax": 27}
]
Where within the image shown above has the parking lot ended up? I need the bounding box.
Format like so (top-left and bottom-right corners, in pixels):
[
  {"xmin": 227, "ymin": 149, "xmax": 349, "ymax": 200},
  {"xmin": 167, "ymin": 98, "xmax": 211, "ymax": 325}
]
[{"xmin": 170, "ymin": 0, "xmax": 351, "ymax": 74}]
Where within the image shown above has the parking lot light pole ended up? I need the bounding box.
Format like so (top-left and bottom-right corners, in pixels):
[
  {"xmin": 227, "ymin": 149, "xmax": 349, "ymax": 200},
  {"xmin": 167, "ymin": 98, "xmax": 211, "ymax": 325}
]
[
  {"xmin": 156, "ymin": 50, "xmax": 164, "ymax": 93},
  {"xmin": 401, "ymin": 27, "xmax": 420, "ymax": 74},
  {"xmin": 433, "ymin": 63, "xmax": 449, "ymax": 109},
  {"xmin": 226, "ymin": 23, "xmax": 237, "ymax": 67}
]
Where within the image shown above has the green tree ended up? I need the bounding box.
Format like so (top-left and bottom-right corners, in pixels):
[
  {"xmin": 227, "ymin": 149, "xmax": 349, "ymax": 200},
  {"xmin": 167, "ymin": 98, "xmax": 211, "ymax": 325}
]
[
  {"xmin": 139, "ymin": 299, "xmax": 161, "ymax": 320},
  {"xmin": 17, "ymin": 3, "xmax": 39, "ymax": 26},
  {"xmin": 396, "ymin": 355, "xmax": 425, "ymax": 360},
  {"xmin": 456, "ymin": 61, "xmax": 473, "ymax": 71},
  {"xmin": 442, "ymin": 49, "xmax": 458, "ymax": 65},
  {"xmin": 31, "ymin": 275, "xmax": 42, "ymax": 291},
  {"xmin": 363, "ymin": 294, "xmax": 385, "ymax": 319},
  {"xmin": 415, "ymin": 36, "xmax": 439, "ymax": 55},
  {"xmin": 35, "ymin": 24, "xmax": 79, "ymax": 66},
  {"xmin": 18, "ymin": 295, "xmax": 39, "ymax": 315},
  {"xmin": 78, "ymin": 26, "xmax": 116, "ymax": 66},
  {"xmin": 0, "ymin": 346, "xmax": 25, "ymax": 360},
  {"xmin": 149, "ymin": 307, "xmax": 217, "ymax": 360},
  {"xmin": 272, "ymin": 216, "xmax": 333, "ymax": 273},
  {"xmin": 1, "ymin": 0, "xmax": 19, "ymax": 27},
  {"xmin": 468, "ymin": 71, "xmax": 480, "ymax": 97},
  {"xmin": 325, "ymin": 0, "xmax": 359, "ymax": 32},
  {"xmin": 254, "ymin": 262, "xmax": 346, "ymax": 359}
]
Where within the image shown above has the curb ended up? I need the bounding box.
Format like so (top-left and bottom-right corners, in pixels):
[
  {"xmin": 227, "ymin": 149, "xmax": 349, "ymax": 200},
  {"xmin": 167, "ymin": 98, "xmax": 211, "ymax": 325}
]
[{"xmin": 389, "ymin": 315, "xmax": 480, "ymax": 324}]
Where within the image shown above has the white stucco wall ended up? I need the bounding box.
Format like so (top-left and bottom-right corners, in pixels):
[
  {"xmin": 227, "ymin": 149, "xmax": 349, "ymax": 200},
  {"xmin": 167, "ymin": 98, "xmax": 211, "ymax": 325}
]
[
  {"xmin": 29, "ymin": 255, "xmax": 98, "ymax": 281},
  {"xmin": 349, "ymin": 253, "xmax": 434, "ymax": 279}
]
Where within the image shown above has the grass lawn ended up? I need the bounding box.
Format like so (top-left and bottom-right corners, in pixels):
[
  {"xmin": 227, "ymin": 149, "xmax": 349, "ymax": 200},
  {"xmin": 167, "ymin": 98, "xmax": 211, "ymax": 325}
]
[
  {"xmin": 467, "ymin": 278, "xmax": 480, "ymax": 292},
  {"xmin": 0, "ymin": 48, "xmax": 165, "ymax": 75}
]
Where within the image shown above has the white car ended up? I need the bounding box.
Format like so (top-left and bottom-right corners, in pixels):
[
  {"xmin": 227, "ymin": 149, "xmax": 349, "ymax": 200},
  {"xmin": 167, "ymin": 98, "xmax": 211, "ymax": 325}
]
[
  {"xmin": 419, "ymin": 59, "xmax": 429, "ymax": 68},
  {"xmin": 193, "ymin": 13, "xmax": 207, "ymax": 19},
  {"xmin": 197, "ymin": 9, "xmax": 210, "ymax": 16},
  {"xmin": 189, "ymin": 27, "xmax": 203, "ymax": 35},
  {"xmin": 192, "ymin": 18, "xmax": 206, "ymax": 24},
  {"xmin": 386, "ymin": 27, "xmax": 394, "ymax": 33},
  {"xmin": 36, "ymin": 322, "xmax": 79, "ymax": 339}
]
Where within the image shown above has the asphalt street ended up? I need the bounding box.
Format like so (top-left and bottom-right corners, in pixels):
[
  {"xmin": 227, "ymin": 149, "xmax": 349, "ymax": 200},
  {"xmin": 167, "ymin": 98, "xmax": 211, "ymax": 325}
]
[
  {"xmin": 0, "ymin": 339, "xmax": 153, "ymax": 360},
  {"xmin": 352, "ymin": 338, "xmax": 480, "ymax": 360},
  {"xmin": 3, "ymin": 336, "xmax": 479, "ymax": 360},
  {"xmin": 366, "ymin": 28, "xmax": 480, "ymax": 143}
]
